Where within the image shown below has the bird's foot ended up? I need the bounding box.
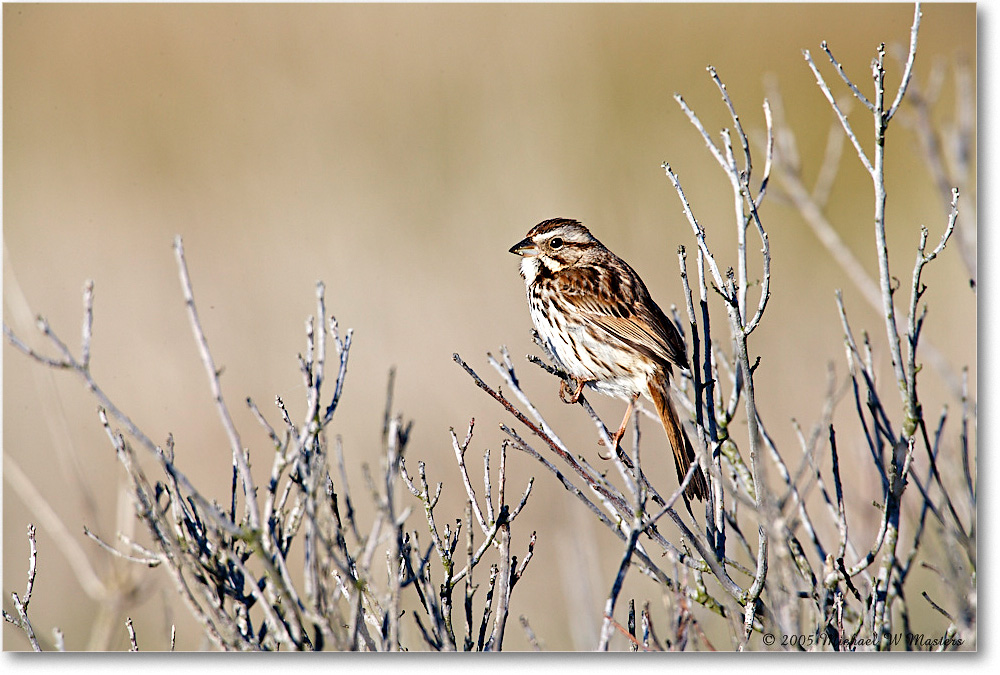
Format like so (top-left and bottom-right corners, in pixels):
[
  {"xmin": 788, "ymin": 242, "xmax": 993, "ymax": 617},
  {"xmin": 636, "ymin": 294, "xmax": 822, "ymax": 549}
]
[
  {"xmin": 558, "ymin": 376, "xmax": 587, "ymax": 404},
  {"xmin": 597, "ymin": 429, "xmax": 626, "ymax": 460}
]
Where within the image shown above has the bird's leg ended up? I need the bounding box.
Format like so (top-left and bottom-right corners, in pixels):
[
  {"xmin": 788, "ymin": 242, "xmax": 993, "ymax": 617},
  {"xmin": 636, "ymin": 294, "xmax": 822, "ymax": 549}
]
[
  {"xmin": 598, "ymin": 392, "xmax": 639, "ymax": 460},
  {"xmin": 559, "ymin": 376, "xmax": 588, "ymax": 404}
]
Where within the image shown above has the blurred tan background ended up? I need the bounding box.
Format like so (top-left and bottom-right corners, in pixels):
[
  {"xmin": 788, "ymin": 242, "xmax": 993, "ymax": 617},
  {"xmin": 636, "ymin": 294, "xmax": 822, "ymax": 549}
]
[{"xmin": 3, "ymin": 3, "xmax": 976, "ymax": 651}]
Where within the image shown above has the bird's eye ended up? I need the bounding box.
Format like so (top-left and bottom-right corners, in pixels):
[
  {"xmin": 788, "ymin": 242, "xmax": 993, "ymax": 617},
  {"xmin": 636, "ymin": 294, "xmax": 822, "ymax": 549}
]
[{"xmin": 549, "ymin": 237, "xmax": 564, "ymax": 249}]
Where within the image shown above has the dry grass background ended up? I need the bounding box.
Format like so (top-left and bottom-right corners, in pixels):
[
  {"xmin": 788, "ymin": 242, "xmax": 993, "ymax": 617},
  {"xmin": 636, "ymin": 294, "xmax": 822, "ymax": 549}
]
[{"xmin": 3, "ymin": 3, "xmax": 976, "ymax": 651}]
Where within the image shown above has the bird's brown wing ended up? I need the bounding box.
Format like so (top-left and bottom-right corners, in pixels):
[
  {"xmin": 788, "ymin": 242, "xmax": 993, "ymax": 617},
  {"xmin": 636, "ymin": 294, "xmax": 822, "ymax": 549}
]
[{"xmin": 554, "ymin": 262, "xmax": 688, "ymax": 370}]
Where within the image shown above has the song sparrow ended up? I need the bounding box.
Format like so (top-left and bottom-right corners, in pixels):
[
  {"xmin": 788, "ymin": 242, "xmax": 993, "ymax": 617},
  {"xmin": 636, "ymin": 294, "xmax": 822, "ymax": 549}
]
[{"xmin": 509, "ymin": 218, "xmax": 708, "ymax": 501}]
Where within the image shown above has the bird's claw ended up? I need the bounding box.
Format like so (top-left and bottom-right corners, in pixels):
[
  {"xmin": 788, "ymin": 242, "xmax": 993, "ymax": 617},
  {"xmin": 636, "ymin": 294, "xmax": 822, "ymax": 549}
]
[
  {"xmin": 558, "ymin": 377, "xmax": 587, "ymax": 404},
  {"xmin": 597, "ymin": 432, "xmax": 625, "ymax": 460}
]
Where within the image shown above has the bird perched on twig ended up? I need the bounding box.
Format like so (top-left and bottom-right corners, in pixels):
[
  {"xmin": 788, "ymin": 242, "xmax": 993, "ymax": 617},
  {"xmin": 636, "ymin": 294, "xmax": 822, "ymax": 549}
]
[{"xmin": 509, "ymin": 218, "xmax": 708, "ymax": 501}]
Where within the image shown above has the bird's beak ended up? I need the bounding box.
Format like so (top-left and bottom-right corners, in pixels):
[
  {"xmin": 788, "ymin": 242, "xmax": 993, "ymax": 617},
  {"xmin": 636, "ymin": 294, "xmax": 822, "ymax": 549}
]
[{"xmin": 509, "ymin": 237, "xmax": 538, "ymax": 257}]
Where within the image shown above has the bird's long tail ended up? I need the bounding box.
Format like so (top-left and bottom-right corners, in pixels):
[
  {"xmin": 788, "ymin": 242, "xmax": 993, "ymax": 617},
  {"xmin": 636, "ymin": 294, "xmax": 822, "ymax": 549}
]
[{"xmin": 648, "ymin": 376, "xmax": 708, "ymax": 501}]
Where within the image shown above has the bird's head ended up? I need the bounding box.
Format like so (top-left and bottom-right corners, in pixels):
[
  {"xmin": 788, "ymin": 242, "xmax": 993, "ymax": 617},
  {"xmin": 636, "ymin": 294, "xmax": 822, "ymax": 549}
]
[{"xmin": 509, "ymin": 218, "xmax": 600, "ymax": 279}]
